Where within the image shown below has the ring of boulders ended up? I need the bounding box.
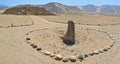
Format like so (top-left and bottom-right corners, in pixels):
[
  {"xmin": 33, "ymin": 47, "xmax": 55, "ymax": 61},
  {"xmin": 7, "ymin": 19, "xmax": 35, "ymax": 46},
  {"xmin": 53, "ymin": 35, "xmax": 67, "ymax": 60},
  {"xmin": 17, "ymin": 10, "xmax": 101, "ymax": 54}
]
[
  {"xmin": 43, "ymin": 18, "xmax": 120, "ymax": 26},
  {"xmin": 54, "ymin": 21, "xmax": 120, "ymax": 26},
  {"xmin": 25, "ymin": 27, "xmax": 116, "ymax": 63},
  {"xmin": 0, "ymin": 16, "xmax": 34, "ymax": 28},
  {"xmin": 77, "ymin": 23, "xmax": 120, "ymax": 26}
]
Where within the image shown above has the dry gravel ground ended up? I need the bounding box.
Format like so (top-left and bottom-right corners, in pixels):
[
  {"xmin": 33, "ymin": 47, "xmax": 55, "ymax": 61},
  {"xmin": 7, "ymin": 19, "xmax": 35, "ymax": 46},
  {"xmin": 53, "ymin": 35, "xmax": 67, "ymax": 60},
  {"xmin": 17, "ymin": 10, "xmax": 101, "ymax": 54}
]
[
  {"xmin": 39, "ymin": 14, "xmax": 120, "ymax": 25},
  {"xmin": 0, "ymin": 15, "xmax": 33, "ymax": 27},
  {"xmin": 0, "ymin": 14, "xmax": 120, "ymax": 64}
]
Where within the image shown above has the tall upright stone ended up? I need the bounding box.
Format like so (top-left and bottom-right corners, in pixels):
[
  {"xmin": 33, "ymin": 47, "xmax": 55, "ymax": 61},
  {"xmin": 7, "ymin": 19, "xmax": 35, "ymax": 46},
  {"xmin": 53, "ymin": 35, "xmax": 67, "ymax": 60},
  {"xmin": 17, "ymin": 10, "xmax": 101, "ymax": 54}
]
[{"xmin": 62, "ymin": 21, "xmax": 75, "ymax": 45}]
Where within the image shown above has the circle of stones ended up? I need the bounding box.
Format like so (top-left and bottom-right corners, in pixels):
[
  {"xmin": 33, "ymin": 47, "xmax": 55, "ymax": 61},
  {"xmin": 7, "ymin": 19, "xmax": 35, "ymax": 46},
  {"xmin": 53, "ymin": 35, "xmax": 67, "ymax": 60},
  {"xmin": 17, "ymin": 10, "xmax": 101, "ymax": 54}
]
[
  {"xmin": 25, "ymin": 27, "xmax": 116, "ymax": 62},
  {"xmin": 48, "ymin": 21, "xmax": 120, "ymax": 26}
]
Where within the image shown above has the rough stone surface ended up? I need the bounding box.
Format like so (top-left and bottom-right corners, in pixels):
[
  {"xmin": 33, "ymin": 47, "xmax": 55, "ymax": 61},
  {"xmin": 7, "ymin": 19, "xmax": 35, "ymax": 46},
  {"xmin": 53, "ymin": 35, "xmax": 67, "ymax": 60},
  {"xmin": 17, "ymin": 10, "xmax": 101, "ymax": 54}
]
[
  {"xmin": 103, "ymin": 48, "xmax": 108, "ymax": 51},
  {"xmin": 63, "ymin": 58, "xmax": 69, "ymax": 62},
  {"xmin": 44, "ymin": 51, "xmax": 51, "ymax": 55},
  {"xmin": 55, "ymin": 54, "xmax": 63, "ymax": 60},
  {"xmin": 36, "ymin": 48, "xmax": 42, "ymax": 51},
  {"xmin": 32, "ymin": 45, "xmax": 37, "ymax": 48},
  {"xmin": 40, "ymin": 50, "xmax": 45, "ymax": 53},
  {"xmin": 107, "ymin": 46, "xmax": 111, "ymax": 49},
  {"xmin": 69, "ymin": 56, "xmax": 77, "ymax": 62},
  {"xmin": 84, "ymin": 53, "xmax": 89, "ymax": 57},
  {"xmin": 93, "ymin": 50, "xmax": 99, "ymax": 54},
  {"xmin": 62, "ymin": 21, "xmax": 75, "ymax": 45},
  {"xmin": 50, "ymin": 53, "xmax": 55, "ymax": 57},
  {"xmin": 78, "ymin": 55, "xmax": 84, "ymax": 60},
  {"xmin": 26, "ymin": 38, "xmax": 30, "ymax": 40},
  {"xmin": 99, "ymin": 49, "xmax": 104, "ymax": 53},
  {"xmin": 89, "ymin": 52, "xmax": 94, "ymax": 56}
]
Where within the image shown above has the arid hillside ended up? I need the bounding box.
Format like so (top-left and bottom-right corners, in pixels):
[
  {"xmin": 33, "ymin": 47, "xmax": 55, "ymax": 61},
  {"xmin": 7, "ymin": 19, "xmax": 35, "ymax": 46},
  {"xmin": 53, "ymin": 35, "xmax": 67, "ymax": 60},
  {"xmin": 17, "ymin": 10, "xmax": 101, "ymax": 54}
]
[{"xmin": 3, "ymin": 5, "xmax": 54, "ymax": 15}]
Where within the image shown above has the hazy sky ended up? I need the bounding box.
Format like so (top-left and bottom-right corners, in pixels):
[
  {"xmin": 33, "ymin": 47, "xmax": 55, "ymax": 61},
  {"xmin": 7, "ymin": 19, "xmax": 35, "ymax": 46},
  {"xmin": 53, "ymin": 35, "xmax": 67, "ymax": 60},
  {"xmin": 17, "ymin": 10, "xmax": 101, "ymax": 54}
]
[{"xmin": 1, "ymin": 0, "xmax": 120, "ymax": 6}]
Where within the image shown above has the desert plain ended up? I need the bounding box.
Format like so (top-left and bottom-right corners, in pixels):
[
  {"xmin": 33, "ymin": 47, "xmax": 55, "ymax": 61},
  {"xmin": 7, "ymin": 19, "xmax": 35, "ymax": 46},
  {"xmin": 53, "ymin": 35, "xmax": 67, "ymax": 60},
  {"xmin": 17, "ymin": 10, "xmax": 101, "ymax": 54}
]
[{"xmin": 0, "ymin": 13, "xmax": 120, "ymax": 64}]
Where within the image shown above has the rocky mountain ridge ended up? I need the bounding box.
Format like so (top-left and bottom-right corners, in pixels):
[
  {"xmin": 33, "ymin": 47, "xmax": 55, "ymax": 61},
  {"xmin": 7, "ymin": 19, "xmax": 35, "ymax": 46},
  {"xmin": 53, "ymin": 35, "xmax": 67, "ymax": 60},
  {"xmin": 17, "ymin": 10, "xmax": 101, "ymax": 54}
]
[{"xmin": 1, "ymin": 2, "xmax": 120, "ymax": 14}]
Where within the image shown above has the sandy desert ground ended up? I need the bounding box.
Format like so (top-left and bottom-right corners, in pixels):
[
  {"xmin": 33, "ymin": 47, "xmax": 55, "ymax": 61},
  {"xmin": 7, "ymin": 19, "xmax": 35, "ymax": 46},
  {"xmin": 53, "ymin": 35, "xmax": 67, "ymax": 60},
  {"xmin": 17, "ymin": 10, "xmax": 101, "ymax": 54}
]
[
  {"xmin": 40, "ymin": 14, "xmax": 120, "ymax": 26},
  {"xmin": 0, "ymin": 14, "xmax": 120, "ymax": 64},
  {"xmin": 0, "ymin": 10, "xmax": 5, "ymax": 14}
]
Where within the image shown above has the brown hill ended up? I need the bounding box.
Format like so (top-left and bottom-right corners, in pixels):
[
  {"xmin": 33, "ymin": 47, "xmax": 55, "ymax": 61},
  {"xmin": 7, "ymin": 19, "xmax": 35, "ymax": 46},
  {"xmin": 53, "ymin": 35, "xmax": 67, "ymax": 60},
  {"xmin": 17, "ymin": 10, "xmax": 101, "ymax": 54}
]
[{"xmin": 3, "ymin": 5, "xmax": 54, "ymax": 15}]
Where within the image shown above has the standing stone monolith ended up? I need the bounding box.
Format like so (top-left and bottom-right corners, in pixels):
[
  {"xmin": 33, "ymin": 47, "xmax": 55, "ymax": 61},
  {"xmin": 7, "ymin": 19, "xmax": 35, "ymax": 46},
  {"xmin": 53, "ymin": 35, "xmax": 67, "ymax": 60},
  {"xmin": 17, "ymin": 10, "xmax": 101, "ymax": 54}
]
[{"xmin": 62, "ymin": 21, "xmax": 75, "ymax": 45}]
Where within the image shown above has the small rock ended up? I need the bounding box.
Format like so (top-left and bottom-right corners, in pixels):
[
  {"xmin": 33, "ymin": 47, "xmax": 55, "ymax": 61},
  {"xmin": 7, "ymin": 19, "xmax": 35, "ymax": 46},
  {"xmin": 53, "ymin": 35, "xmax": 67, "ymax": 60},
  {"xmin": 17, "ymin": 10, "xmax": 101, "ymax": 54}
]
[
  {"xmin": 44, "ymin": 51, "xmax": 51, "ymax": 55},
  {"xmin": 26, "ymin": 33, "xmax": 29, "ymax": 35},
  {"xmin": 69, "ymin": 56, "xmax": 77, "ymax": 62},
  {"xmin": 103, "ymin": 48, "xmax": 108, "ymax": 51},
  {"xmin": 27, "ymin": 41, "xmax": 31, "ymax": 43},
  {"xmin": 78, "ymin": 55, "xmax": 84, "ymax": 60},
  {"xmin": 26, "ymin": 38, "xmax": 30, "ymax": 40},
  {"xmin": 110, "ymin": 44, "xmax": 114, "ymax": 47},
  {"xmin": 84, "ymin": 53, "xmax": 89, "ymax": 57},
  {"xmin": 55, "ymin": 54, "xmax": 63, "ymax": 60},
  {"xmin": 50, "ymin": 53, "xmax": 55, "ymax": 57},
  {"xmin": 40, "ymin": 50, "xmax": 45, "ymax": 53},
  {"xmin": 93, "ymin": 50, "xmax": 99, "ymax": 55},
  {"xmin": 63, "ymin": 58, "xmax": 69, "ymax": 62},
  {"xmin": 36, "ymin": 48, "xmax": 42, "ymax": 51},
  {"xmin": 31, "ymin": 44, "xmax": 34, "ymax": 46},
  {"xmin": 32, "ymin": 45, "xmax": 37, "ymax": 48},
  {"xmin": 107, "ymin": 46, "xmax": 111, "ymax": 49},
  {"xmin": 99, "ymin": 49, "xmax": 103, "ymax": 53},
  {"xmin": 89, "ymin": 52, "xmax": 94, "ymax": 56}
]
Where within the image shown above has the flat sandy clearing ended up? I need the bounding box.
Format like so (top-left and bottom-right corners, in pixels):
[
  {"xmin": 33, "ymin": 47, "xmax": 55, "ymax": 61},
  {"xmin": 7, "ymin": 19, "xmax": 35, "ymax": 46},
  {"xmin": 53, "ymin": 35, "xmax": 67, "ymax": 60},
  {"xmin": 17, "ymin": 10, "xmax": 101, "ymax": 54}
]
[
  {"xmin": 39, "ymin": 14, "xmax": 120, "ymax": 25},
  {"xmin": 0, "ymin": 14, "xmax": 120, "ymax": 64},
  {"xmin": 0, "ymin": 15, "xmax": 33, "ymax": 27}
]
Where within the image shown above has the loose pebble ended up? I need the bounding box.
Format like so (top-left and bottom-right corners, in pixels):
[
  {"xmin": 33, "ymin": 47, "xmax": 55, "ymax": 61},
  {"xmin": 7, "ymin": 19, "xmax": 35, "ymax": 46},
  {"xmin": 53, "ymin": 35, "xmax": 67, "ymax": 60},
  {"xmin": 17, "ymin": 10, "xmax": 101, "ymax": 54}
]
[
  {"xmin": 50, "ymin": 53, "xmax": 55, "ymax": 57},
  {"xmin": 31, "ymin": 44, "xmax": 34, "ymax": 46},
  {"xmin": 44, "ymin": 51, "xmax": 51, "ymax": 55},
  {"xmin": 78, "ymin": 55, "xmax": 84, "ymax": 60},
  {"xmin": 93, "ymin": 50, "xmax": 99, "ymax": 55},
  {"xmin": 107, "ymin": 46, "xmax": 111, "ymax": 49},
  {"xmin": 63, "ymin": 58, "xmax": 69, "ymax": 62},
  {"xmin": 36, "ymin": 48, "xmax": 42, "ymax": 51},
  {"xmin": 99, "ymin": 49, "xmax": 103, "ymax": 53},
  {"xmin": 103, "ymin": 48, "xmax": 108, "ymax": 51},
  {"xmin": 89, "ymin": 52, "xmax": 94, "ymax": 56},
  {"xmin": 27, "ymin": 41, "xmax": 31, "ymax": 43},
  {"xmin": 110, "ymin": 44, "xmax": 114, "ymax": 47},
  {"xmin": 40, "ymin": 50, "xmax": 45, "ymax": 53},
  {"xmin": 26, "ymin": 33, "xmax": 29, "ymax": 35},
  {"xmin": 32, "ymin": 45, "xmax": 37, "ymax": 48},
  {"xmin": 55, "ymin": 54, "xmax": 63, "ymax": 60},
  {"xmin": 69, "ymin": 56, "xmax": 77, "ymax": 62},
  {"xmin": 26, "ymin": 38, "xmax": 30, "ymax": 40},
  {"xmin": 84, "ymin": 53, "xmax": 89, "ymax": 57}
]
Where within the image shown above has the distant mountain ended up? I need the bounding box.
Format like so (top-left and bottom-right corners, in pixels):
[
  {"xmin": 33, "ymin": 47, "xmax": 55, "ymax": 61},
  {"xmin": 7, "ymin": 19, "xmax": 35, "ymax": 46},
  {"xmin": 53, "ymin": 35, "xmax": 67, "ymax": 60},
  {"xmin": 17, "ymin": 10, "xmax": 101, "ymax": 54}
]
[
  {"xmin": 78, "ymin": 4, "xmax": 120, "ymax": 14},
  {"xmin": 37, "ymin": 2, "xmax": 82, "ymax": 13},
  {"xmin": 82, "ymin": 4, "xmax": 98, "ymax": 13},
  {"xmin": 99, "ymin": 5, "xmax": 115, "ymax": 14},
  {"xmin": 37, "ymin": 2, "xmax": 120, "ymax": 14},
  {"xmin": 0, "ymin": 5, "xmax": 9, "ymax": 10},
  {"xmin": 113, "ymin": 5, "xmax": 120, "ymax": 13},
  {"xmin": 2, "ymin": 2, "xmax": 120, "ymax": 15}
]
